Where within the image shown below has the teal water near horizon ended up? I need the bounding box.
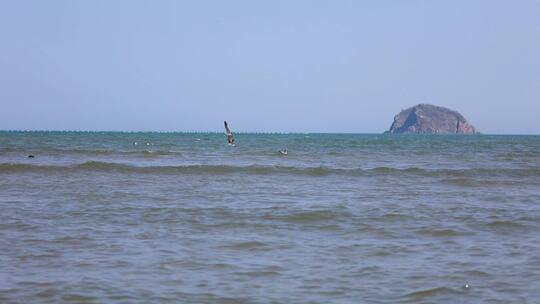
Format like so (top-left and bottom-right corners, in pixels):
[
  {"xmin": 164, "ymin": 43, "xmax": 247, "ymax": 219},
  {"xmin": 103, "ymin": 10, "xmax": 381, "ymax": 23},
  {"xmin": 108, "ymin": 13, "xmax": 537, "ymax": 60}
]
[{"xmin": 1, "ymin": 132, "xmax": 540, "ymax": 303}]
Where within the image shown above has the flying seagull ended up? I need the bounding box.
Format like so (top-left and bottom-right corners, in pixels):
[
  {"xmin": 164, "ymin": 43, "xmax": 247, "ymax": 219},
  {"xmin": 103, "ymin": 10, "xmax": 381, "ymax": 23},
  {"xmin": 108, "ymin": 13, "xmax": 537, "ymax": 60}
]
[{"xmin": 224, "ymin": 121, "xmax": 235, "ymax": 146}]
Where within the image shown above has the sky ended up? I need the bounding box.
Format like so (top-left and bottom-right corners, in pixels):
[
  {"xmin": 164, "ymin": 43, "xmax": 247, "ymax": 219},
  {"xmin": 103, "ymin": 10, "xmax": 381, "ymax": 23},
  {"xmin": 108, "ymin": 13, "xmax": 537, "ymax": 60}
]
[{"xmin": 0, "ymin": 0, "xmax": 539, "ymax": 134}]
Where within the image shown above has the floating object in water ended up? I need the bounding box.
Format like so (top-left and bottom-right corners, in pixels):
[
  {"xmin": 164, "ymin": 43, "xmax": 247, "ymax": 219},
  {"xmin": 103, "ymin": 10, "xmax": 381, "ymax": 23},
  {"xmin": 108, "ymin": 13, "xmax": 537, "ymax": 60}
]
[
  {"xmin": 133, "ymin": 141, "xmax": 138, "ymax": 145},
  {"xmin": 27, "ymin": 155, "xmax": 35, "ymax": 158},
  {"xmin": 279, "ymin": 149, "xmax": 288, "ymax": 155}
]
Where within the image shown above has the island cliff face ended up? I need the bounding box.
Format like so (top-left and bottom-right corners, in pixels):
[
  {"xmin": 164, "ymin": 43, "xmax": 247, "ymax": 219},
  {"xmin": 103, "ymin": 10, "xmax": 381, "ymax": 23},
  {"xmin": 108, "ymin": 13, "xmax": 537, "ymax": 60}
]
[{"xmin": 385, "ymin": 104, "xmax": 477, "ymax": 134}]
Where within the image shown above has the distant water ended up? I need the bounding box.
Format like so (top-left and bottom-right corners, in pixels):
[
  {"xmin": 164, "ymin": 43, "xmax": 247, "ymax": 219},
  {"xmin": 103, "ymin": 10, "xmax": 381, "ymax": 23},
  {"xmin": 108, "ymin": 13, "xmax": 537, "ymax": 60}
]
[{"xmin": 1, "ymin": 131, "xmax": 540, "ymax": 303}]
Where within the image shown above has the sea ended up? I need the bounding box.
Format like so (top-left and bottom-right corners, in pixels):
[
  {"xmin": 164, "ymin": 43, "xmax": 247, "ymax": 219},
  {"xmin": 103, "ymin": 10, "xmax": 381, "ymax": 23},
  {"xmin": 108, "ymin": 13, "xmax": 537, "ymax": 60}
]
[{"xmin": 1, "ymin": 131, "xmax": 539, "ymax": 303}]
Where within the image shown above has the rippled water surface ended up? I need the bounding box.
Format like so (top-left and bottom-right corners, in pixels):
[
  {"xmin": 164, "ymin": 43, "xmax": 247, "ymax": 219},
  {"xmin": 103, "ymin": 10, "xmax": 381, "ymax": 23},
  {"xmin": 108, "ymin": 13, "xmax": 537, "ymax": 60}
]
[{"xmin": 1, "ymin": 132, "xmax": 540, "ymax": 303}]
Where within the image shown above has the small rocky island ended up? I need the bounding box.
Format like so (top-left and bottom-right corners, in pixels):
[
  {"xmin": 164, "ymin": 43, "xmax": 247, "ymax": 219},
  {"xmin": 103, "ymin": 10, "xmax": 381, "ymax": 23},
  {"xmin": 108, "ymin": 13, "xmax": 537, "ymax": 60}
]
[{"xmin": 385, "ymin": 104, "xmax": 477, "ymax": 134}]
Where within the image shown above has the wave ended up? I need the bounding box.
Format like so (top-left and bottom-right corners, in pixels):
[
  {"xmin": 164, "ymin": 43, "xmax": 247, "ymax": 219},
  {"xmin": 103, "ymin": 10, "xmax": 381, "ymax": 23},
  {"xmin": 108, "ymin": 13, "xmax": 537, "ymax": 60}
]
[
  {"xmin": 0, "ymin": 147, "xmax": 180, "ymax": 157},
  {"xmin": 1, "ymin": 162, "xmax": 540, "ymax": 177},
  {"xmin": 404, "ymin": 286, "xmax": 462, "ymax": 299},
  {"xmin": 262, "ymin": 209, "xmax": 346, "ymax": 223},
  {"xmin": 0, "ymin": 162, "xmax": 348, "ymax": 175}
]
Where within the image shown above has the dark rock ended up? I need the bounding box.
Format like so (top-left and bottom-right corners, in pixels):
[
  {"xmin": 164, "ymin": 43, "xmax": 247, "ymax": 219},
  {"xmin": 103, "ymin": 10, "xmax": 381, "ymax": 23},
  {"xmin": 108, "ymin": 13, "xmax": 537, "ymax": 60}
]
[{"xmin": 385, "ymin": 104, "xmax": 477, "ymax": 134}]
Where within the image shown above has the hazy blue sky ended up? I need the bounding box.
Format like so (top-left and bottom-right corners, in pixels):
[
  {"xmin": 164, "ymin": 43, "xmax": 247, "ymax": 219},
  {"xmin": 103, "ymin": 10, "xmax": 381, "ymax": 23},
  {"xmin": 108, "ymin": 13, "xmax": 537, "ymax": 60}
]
[{"xmin": 1, "ymin": 0, "xmax": 539, "ymax": 133}]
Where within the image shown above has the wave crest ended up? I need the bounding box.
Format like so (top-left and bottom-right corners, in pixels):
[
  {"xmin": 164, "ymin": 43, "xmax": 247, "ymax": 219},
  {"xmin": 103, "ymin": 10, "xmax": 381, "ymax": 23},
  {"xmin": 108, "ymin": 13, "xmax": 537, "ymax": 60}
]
[{"xmin": 1, "ymin": 162, "xmax": 539, "ymax": 177}]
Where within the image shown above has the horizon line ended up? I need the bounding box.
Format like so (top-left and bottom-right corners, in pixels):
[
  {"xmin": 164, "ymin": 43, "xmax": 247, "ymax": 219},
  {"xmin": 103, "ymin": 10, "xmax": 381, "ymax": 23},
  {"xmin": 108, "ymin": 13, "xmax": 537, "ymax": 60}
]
[{"xmin": 1, "ymin": 129, "xmax": 538, "ymax": 136}]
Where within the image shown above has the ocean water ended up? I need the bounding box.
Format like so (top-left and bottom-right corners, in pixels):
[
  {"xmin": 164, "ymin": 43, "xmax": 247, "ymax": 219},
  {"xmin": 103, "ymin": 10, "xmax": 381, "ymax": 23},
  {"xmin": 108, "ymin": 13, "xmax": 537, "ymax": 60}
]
[{"xmin": 1, "ymin": 131, "xmax": 540, "ymax": 303}]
